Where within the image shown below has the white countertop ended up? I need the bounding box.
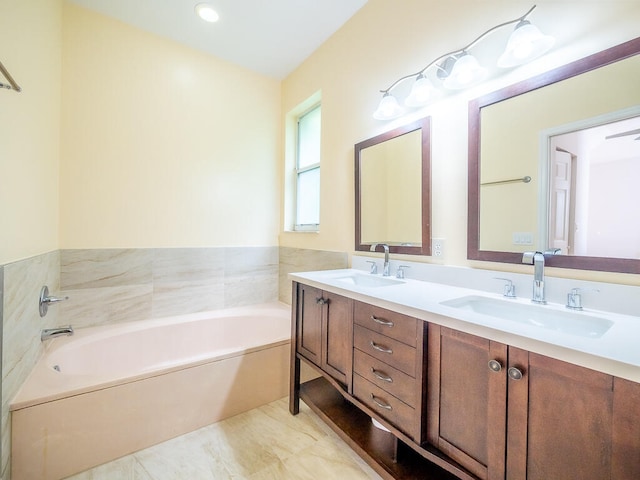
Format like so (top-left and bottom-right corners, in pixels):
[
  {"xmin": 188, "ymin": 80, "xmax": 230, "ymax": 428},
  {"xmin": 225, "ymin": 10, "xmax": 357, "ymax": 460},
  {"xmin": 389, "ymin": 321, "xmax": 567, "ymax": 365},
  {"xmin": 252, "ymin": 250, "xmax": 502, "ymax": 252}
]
[{"xmin": 290, "ymin": 268, "xmax": 640, "ymax": 383}]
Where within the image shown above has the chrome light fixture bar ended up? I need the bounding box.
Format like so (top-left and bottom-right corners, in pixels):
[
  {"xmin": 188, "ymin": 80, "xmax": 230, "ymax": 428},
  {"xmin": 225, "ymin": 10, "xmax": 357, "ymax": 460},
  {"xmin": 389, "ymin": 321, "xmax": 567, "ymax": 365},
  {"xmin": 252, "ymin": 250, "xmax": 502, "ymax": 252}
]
[
  {"xmin": 0, "ymin": 59, "xmax": 21, "ymax": 92},
  {"xmin": 373, "ymin": 5, "xmax": 554, "ymax": 120}
]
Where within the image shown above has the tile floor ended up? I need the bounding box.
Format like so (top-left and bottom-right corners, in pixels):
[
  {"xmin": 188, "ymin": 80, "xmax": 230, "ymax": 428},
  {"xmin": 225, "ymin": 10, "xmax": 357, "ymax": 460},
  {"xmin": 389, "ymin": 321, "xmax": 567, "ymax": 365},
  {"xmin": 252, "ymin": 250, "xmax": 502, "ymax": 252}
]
[{"xmin": 66, "ymin": 397, "xmax": 382, "ymax": 479}]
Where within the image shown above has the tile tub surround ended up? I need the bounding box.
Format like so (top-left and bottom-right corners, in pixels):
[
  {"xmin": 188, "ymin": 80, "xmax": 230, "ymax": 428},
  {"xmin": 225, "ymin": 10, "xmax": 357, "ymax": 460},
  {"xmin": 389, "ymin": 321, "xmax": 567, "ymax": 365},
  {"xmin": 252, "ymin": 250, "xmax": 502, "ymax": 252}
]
[
  {"xmin": 59, "ymin": 247, "xmax": 279, "ymax": 327},
  {"xmin": 1, "ymin": 252, "xmax": 60, "ymax": 480},
  {"xmin": 278, "ymin": 247, "xmax": 348, "ymax": 304}
]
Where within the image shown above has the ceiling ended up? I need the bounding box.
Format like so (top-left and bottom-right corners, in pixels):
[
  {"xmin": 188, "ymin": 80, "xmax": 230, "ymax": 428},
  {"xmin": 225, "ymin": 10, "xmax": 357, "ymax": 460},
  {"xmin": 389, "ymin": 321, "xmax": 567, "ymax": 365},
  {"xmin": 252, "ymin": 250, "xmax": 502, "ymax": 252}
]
[{"xmin": 67, "ymin": 0, "xmax": 368, "ymax": 79}]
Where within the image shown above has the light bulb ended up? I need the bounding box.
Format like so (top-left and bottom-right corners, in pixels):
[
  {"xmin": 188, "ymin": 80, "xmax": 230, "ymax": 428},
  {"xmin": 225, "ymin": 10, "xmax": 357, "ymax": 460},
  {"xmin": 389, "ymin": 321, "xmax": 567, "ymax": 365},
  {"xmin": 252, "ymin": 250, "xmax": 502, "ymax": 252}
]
[
  {"xmin": 405, "ymin": 75, "xmax": 437, "ymax": 107},
  {"xmin": 195, "ymin": 3, "xmax": 219, "ymax": 23},
  {"xmin": 498, "ymin": 20, "xmax": 555, "ymax": 68},
  {"xmin": 443, "ymin": 54, "xmax": 487, "ymax": 90},
  {"xmin": 373, "ymin": 93, "xmax": 404, "ymax": 120}
]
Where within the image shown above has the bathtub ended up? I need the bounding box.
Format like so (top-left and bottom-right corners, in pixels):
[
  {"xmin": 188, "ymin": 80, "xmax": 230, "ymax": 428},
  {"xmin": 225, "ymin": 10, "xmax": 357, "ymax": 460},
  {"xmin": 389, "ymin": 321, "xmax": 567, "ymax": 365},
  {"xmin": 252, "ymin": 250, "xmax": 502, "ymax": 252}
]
[{"xmin": 10, "ymin": 302, "xmax": 292, "ymax": 480}]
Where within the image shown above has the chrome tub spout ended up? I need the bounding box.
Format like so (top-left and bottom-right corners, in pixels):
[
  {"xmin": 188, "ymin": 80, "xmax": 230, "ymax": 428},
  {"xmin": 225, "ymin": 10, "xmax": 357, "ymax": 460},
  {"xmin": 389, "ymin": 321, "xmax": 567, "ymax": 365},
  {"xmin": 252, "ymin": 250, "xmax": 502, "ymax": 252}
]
[{"xmin": 41, "ymin": 326, "xmax": 74, "ymax": 342}]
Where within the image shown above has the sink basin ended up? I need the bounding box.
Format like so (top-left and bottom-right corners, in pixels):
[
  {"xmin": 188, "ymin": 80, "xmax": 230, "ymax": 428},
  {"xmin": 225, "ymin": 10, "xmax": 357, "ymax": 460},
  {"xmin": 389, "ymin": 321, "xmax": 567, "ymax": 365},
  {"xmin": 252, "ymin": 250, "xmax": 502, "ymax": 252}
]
[
  {"xmin": 334, "ymin": 273, "xmax": 405, "ymax": 288},
  {"xmin": 441, "ymin": 295, "xmax": 613, "ymax": 338}
]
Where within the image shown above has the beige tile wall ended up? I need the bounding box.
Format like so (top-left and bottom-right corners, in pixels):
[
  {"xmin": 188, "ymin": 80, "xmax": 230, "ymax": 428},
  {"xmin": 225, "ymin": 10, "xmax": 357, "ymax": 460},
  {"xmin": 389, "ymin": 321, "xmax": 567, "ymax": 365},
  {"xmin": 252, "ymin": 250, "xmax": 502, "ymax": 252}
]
[
  {"xmin": 1, "ymin": 251, "xmax": 60, "ymax": 480},
  {"xmin": 58, "ymin": 247, "xmax": 279, "ymax": 328},
  {"xmin": 278, "ymin": 247, "xmax": 348, "ymax": 304}
]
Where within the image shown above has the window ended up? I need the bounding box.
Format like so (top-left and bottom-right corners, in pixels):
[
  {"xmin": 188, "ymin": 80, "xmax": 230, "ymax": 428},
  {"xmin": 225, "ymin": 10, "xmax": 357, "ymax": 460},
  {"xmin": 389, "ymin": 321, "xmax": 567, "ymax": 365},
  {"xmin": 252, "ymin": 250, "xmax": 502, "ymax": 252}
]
[{"xmin": 294, "ymin": 105, "xmax": 321, "ymax": 231}]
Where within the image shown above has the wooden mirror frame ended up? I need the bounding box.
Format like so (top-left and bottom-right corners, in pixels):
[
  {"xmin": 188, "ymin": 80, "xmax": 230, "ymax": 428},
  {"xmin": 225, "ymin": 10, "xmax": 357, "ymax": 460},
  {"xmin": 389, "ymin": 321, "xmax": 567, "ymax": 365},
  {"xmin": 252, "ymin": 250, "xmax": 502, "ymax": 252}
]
[
  {"xmin": 468, "ymin": 37, "xmax": 640, "ymax": 274},
  {"xmin": 355, "ymin": 117, "xmax": 432, "ymax": 255}
]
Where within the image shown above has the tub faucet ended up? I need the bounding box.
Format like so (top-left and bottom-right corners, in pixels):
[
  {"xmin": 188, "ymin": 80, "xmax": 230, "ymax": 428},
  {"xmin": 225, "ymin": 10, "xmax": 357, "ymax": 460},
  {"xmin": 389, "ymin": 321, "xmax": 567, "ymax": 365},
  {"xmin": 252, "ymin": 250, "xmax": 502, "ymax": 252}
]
[
  {"xmin": 41, "ymin": 325, "xmax": 74, "ymax": 342},
  {"xmin": 522, "ymin": 250, "xmax": 560, "ymax": 304},
  {"xmin": 39, "ymin": 285, "xmax": 69, "ymax": 317},
  {"xmin": 370, "ymin": 243, "xmax": 390, "ymax": 276}
]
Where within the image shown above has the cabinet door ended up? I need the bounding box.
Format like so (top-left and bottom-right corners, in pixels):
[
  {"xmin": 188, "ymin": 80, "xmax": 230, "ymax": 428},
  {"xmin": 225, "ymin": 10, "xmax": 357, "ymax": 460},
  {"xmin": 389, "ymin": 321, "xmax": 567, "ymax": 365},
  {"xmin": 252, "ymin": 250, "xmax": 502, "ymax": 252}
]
[
  {"xmin": 613, "ymin": 377, "xmax": 640, "ymax": 479},
  {"xmin": 427, "ymin": 325, "xmax": 508, "ymax": 480},
  {"xmin": 295, "ymin": 283, "xmax": 323, "ymax": 366},
  {"xmin": 322, "ymin": 291, "xmax": 353, "ymax": 387},
  {"xmin": 507, "ymin": 350, "xmax": 614, "ymax": 480}
]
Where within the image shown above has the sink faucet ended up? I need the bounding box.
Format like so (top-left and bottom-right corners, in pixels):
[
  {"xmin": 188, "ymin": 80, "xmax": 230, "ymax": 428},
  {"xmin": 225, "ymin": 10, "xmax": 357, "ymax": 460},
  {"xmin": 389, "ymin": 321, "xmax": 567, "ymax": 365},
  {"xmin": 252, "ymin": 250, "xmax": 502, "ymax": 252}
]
[
  {"xmin": 370, "ymin": 243, "xmax": 390, "ymax": 276},
  {"xmin": 41, "ymin": 325, "xmax": 74, "ymax": 342},
  {"xmin": 522, "ymin": 250, "xmax": 560, "ymax": 304}
]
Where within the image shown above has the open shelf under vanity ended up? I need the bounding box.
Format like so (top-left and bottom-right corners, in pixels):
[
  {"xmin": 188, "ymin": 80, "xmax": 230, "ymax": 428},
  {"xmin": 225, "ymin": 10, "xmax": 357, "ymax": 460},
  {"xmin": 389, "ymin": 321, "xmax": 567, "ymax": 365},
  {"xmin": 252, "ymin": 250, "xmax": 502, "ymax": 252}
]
[{"xmin": 299, "ymin": 376, "xmax": 463, "ymax": 480}]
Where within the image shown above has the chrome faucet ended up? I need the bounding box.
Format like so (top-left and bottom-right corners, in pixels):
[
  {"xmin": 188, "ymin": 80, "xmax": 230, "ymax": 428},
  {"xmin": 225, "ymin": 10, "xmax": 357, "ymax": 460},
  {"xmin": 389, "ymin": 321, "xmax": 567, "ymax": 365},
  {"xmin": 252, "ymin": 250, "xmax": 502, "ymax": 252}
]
[
  {"xmin": 370, "ymin": 243, "xmax": 390, "ymax": 276},
  {"xmin": 522, "ymin": 250, "xmax": 560, "ymax": 304},
  {"xmin": 41, "ymin": 325, "xmax": 74, "ymax": 342},
  {"xmin": 39, "ymin": 285, "xmax": 69, "ymax": 317}
]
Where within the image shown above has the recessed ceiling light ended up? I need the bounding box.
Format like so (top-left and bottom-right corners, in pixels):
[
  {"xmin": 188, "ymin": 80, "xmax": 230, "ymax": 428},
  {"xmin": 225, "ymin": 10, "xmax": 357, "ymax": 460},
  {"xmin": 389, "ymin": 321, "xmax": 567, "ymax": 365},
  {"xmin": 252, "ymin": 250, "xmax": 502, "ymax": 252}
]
[{"xmin": 195, "ymin": 3, "xmax": 219, "ymax": 23}]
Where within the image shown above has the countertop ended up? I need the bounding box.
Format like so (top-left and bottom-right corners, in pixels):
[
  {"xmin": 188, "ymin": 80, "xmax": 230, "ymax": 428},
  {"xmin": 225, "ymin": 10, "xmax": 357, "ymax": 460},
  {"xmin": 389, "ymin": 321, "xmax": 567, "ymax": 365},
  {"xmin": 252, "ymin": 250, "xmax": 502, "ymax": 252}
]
[{"xmin": 290, "ymin": 268, "xmax": 640, "ymax": 383}]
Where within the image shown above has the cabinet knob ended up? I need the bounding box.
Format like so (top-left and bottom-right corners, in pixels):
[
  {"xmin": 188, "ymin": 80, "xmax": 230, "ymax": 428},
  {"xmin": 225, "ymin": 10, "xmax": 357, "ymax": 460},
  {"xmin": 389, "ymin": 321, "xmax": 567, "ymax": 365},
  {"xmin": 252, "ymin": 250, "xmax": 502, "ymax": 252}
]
[
  {"xmin": 488, "ymin": 359, "xmax": 503, "ymax": 373},
  {"xmin": 315, "ymin": 297, "xmax": 329, "ymax": 305},
  {"xmin": 508, "ymin": 367, "xmax": 524, "ymax": 381}
]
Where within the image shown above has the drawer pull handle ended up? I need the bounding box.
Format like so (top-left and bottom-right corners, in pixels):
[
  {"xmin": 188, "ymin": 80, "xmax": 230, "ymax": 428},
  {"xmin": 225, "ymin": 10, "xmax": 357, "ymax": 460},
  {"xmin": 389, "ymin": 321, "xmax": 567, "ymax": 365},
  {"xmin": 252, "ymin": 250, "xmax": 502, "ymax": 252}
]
[
  {"xmin": 370, "ymin": 341, "xmax": 393, "ymax": 354},
  {"xmin": 371, "ymin": 394, "xmax": 393, "ymax": 410},
  {"xmin": 371, "ymin": 315, "xmax": 394, "ymax": 327},
  {"xmin": 371, "ymin": 368, "xmax": 393, "ymax": 383}
]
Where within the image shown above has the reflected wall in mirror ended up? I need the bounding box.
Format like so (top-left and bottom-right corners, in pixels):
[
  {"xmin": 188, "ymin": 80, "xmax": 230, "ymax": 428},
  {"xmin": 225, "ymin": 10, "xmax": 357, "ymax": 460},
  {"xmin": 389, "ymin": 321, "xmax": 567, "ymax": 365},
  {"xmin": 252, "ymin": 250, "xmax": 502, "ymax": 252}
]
[
  {"xmin": 355, "ymin": 117, "xmax": 431, "ymax": 255},
  {"xmin": 469, "ymin": 36, "xmax": 640, "ymax": 273}
]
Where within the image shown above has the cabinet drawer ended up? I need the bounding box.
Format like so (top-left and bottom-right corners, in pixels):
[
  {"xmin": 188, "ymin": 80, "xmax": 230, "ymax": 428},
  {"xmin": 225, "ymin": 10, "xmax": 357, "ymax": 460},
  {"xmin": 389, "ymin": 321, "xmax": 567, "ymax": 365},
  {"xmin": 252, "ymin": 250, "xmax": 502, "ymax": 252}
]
[
  {"xmin": 353, "ymin": 349, "xmax": 417, "ymax": 408},
  {"xmin": 353, "ymin": 374, "xmax": 417, "ymax": 440},
  {"xmin": 354, "ymin": 302, "xmax": 418, "ymax": 347},
  {"xmin": 354, "ymin": 325, "xmax": 416, "ymax": 377}
]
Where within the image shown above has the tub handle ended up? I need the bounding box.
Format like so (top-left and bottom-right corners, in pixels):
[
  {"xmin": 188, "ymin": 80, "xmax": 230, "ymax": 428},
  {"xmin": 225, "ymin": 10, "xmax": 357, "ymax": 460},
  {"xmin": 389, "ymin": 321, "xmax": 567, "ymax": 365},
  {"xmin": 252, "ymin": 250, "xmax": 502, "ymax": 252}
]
[{"xmin": 39, "ymin": 286, "xmax": 69, "ymax": 317}]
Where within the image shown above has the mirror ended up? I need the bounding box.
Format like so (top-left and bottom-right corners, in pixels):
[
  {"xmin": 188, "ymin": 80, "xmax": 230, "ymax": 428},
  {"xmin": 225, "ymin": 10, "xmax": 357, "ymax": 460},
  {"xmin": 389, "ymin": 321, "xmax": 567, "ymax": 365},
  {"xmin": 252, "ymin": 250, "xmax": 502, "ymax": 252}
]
[
  {"xmin": 355, "ymin": 117, "xmax": 431, "ymax": 255},
  {"xmin": 469, "ymin": 37, "xmax": 640, "ymax": 273}
]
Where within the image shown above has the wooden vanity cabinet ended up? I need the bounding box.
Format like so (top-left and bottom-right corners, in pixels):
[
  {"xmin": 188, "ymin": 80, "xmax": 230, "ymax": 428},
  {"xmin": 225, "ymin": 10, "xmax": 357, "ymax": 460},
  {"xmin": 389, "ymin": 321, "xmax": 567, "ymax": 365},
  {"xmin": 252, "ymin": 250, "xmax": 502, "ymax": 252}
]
[
  {"xmin": 294, "ymin": 282, "xmax": 353, "ymax": 388},
  {"xmin": 429, "ymin": 323, "xmax": 640, "ymax": 480},
  {"xmin": 291, "ymin": 281, "xmax": 640, "ymax": 480}
]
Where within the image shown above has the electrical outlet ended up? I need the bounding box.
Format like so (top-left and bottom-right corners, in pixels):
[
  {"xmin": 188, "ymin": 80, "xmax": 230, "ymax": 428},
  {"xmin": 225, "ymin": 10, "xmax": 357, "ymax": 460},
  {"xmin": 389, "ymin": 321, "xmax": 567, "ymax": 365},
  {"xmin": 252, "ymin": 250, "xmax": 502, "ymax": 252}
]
[{"xmin": 432, "ymin": 238, "xmax": 445, "ymax": 257}]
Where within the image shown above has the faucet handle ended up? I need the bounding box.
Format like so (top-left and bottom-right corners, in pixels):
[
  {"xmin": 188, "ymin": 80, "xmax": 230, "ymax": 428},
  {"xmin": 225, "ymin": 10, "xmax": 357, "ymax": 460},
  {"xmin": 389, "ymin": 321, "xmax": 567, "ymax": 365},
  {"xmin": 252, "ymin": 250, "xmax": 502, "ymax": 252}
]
[
  {"xmin": 494, "ymin": 277, "xmax": 516, "ymax": 298},
  {"xmin": 566, "ymin": 287, "xmax": 599, "ymax": 311},
  {"xmin": 521, "ymin": 251, "xmax": 539, "ymax": 265},
  {"xmin": 396, "ymin": 265, "xmax": 410, "ymax": 279},
  {"xmin": 366, "ymin": 260, "xmax": 378, "ymax": 274}
]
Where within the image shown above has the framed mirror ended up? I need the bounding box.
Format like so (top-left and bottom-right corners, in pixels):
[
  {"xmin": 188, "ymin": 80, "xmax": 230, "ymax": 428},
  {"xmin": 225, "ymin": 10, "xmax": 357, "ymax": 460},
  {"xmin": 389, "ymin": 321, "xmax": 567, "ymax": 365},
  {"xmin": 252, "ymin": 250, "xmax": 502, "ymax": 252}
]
[
  {"xmin": 355, "ymin": 117, "xmax": 431, "ymax": 255},
  {"xmin": 468, "ymin": 36, "xmax": 640, "ymax": 273}
]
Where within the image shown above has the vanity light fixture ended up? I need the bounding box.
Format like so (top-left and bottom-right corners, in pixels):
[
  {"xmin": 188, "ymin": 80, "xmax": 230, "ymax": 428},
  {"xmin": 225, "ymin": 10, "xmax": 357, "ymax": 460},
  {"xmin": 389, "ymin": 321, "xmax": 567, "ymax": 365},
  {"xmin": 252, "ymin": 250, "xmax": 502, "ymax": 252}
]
[
  {"xmin": 195, "ymin": 3, "xmax": 220, "ymax": 23},
  {"xmin": 373, "ymin": 5, "xmax": 554, "ymax": 120}
]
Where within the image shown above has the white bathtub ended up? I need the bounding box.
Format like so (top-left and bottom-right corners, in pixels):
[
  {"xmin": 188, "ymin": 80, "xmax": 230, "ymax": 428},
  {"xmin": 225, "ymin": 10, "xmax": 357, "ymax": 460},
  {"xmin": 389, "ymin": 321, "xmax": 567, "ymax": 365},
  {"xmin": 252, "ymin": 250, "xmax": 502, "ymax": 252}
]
[{"xmin": 10, "ymin": 302, "xmax": 292, "ymax": 480}]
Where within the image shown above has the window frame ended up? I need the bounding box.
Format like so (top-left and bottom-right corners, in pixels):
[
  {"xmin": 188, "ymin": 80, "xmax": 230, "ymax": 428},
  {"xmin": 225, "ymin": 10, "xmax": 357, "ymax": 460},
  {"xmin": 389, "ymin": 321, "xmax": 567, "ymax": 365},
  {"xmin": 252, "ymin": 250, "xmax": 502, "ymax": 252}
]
[{"xmin": 294, "ymin": 104, "xmax": 321, "ymax": 232}]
